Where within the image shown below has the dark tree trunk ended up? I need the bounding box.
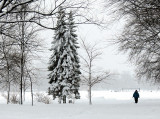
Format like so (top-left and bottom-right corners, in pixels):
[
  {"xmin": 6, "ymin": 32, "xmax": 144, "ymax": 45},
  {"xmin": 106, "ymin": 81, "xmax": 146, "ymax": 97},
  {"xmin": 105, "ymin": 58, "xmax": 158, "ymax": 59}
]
[{"xmin": 63, "ymin": 95, "xmax": 66, "ymax": 103}]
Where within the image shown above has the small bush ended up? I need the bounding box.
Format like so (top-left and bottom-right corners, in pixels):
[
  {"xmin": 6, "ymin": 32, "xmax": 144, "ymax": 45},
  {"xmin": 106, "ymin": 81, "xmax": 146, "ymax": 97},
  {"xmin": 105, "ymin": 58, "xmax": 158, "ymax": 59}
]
[
  {"xmin": 1, "ymin": 93, "xmax": 19, "ymax": 104},
  {"xmin": 1, "ymin": 93, "xmax": 7, "ymax": 100},
  {"xmin": 10, "ymin": 93, "xmax": 19, "ymax": 104},
  {"xmin": 34, "ymin": 93, "xmax": 52, "ymax": 104}
]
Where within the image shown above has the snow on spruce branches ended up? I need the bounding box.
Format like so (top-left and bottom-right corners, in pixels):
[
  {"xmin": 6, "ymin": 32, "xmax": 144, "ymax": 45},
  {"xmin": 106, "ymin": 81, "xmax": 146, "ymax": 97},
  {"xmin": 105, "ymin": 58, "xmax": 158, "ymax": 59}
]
[{"xmin": 48, "ymin": 7, "xmax": 81, "ymax": 103}]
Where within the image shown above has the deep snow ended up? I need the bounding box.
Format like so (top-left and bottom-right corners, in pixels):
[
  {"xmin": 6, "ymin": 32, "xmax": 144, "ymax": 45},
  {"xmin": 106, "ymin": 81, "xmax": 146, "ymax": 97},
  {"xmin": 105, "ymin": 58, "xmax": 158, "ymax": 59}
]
[{"xmin": 0, "ymin": 91, "xmax": 160, "ymax": 119}]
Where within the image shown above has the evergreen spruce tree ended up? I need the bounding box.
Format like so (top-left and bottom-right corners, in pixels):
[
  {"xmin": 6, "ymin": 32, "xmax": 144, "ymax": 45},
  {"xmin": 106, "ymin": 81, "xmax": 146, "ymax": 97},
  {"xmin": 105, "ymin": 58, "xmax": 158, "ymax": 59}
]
[
  {"xmin": 48, "ymin": 8, "xmax": 81, "ymax": 103},
  {"xmin": 64, "ymin": 11, "xmax": 81, "ymax": 99}
]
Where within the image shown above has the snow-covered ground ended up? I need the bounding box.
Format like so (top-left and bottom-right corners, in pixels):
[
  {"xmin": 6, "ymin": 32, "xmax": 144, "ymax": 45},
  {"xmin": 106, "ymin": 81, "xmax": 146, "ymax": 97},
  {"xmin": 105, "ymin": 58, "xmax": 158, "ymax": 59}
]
[{"xmin": 0, "ymin": 91, "xmax": 160, "ymax": 119}]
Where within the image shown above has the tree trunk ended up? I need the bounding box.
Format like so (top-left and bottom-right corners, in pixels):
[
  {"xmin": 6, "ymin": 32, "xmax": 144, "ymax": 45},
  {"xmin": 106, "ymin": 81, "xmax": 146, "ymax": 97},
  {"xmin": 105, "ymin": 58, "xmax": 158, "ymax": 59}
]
[
  {"xmin": 89, "ymin": 61, "xmax": 92, "ymax": 105},
  {"xmin": 7, "ymin": 68, "xmax": 10, "ymax": 104},
  {"xmin": 7, "ymin": 82, "xmax": 10, "ymax": 104},
  {"xmin": 20, "ymin": 34, "xmax": 24, "ymax": 105},
  {"xmin": 23, "ymin": 81, "xmax": 25, "ymax": 101},
  {"xmin": 89, "ymin": 86, "xmax": 92, "ymax": 105},
  {"xmin": 28, "ymin": 70, "xmax": 33, "ymax": 106},
  {"xmin": 58, "ymin": 97, "xmax": 61, "ymax": 104},
  {"xmin": 31, "ymin": 81, "xmax": 33, "ymax": 106},
  {"xmin": 20, "ymin": 9, "xmax": 25, "ymax": 105},
  {"xmin": 63, "ymin": 95, "xmax": 66, "ymax": 104}
]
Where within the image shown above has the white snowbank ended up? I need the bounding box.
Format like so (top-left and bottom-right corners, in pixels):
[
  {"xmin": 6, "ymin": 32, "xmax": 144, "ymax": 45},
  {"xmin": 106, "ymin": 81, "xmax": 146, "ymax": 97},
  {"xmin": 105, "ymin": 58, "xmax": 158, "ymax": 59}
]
[{"xmin": 0, "ymin": 91, "xmax": 160, "ymax": 119}]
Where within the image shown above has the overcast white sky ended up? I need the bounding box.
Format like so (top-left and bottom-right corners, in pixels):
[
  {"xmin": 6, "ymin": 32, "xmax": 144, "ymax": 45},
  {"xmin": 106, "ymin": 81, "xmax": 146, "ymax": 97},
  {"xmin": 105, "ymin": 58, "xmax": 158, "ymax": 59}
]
[{"xmin": 32, "ymin": 0, "xmax": 158, "ymax": 91}]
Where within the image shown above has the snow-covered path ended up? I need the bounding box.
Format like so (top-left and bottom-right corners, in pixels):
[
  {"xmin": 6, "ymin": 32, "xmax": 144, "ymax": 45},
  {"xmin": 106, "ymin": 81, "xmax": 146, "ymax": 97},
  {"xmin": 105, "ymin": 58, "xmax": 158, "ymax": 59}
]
[{"xmin": 0, "ymin": 99, "xmax": 160, "ymax": 119}]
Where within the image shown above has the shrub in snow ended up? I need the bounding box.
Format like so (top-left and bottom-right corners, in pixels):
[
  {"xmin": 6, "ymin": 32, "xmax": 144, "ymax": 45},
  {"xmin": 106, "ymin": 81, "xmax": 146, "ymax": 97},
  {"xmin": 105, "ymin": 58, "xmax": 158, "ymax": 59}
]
[
  {"xmin": 10, "ymin": 93, "xmax": 19, "ymax": 104},
  {"xmin": 1, "ymin": 93, "xmax": 7, "ymax": 100},
  {"xmin": 1, "ymin": 93, "xmax": 19, "ymax": 104},
  {"xmin": 67, "ymin": 93, "xmax": 75, "ymax": 104},
  {"xmin": 34, "ymin": 93, "xmax": 52, "ymax": 104}
]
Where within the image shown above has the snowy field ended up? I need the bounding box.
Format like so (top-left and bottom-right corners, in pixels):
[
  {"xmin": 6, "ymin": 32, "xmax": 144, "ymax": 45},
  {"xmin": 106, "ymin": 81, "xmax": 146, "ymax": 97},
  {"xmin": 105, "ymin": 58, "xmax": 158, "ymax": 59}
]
[{"xmin": 0, "ymin": 91, "xmax": 160, "ymax": 119}]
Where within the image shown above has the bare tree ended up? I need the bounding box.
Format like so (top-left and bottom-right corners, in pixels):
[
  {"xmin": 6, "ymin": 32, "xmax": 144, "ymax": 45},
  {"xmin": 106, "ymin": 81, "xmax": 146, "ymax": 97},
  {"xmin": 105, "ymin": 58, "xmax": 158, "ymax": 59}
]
[
  {"xmin": 0, "ymin": 0, "xmax": 102, "ymax": 32},
  {"xmin": 0, "ymin": 35, "xmax": 21, "ymax": 104},
  {"xmin": 107, "ymin": 0, "xmax": 160, "ymax": 83},
  {"xmin": 23, "ymin": 63, "xmax": 37, "ymax": 106},
  {"xmin": 80, "ymin": 39, "xmax": 111, "ymax": 105},
  {"xmin": 0, "ymin": 1, "xmax": 42, "ymax": 105},
  {"xmin": 0, "ymin": 0, "xmax": 106, "ymax": 105},
  {"xmin": 13, "ymin": 2, "xmax": 42, "ymax": 104}
]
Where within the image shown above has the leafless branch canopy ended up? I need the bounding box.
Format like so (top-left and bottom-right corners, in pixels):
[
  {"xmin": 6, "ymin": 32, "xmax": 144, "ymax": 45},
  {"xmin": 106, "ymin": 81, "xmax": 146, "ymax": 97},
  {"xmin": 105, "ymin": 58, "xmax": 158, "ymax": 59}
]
[
  {"xmin": 0, "ymin": 0, "xmax": 104, "ymax": 30},
  {"xmin": 80, "ymin": 39, "xmax": 111, "ymax": 87},
  {"xmin": 108, "ymin": 0, "xmax": 160, "ymax": 83},
  {"xmin": 81, "ymin": 71, "xmax": 110, "ymax": 87}
]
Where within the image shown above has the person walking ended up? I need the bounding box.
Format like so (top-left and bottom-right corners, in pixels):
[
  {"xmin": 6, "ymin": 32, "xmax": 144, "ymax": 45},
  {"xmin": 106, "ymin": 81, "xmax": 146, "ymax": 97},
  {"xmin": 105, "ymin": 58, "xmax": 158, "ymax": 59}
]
[{"xmin": 133, "ymin": 90, "xmax": 140, "ymax": 103}]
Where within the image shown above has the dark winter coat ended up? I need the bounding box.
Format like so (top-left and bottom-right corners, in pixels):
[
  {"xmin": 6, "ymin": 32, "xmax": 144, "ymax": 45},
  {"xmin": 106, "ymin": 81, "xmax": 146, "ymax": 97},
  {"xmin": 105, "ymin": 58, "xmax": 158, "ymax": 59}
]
[{"xmin": 133, "ymin": 91, "xmax": 139, "ymax": 98}]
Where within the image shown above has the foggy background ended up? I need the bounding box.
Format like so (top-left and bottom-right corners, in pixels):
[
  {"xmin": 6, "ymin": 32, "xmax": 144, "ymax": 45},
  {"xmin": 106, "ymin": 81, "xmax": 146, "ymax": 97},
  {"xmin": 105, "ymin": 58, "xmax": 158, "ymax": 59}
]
[{"xmin": 31, "ymin": 0, "xmax": 158, "ymax": 91}]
